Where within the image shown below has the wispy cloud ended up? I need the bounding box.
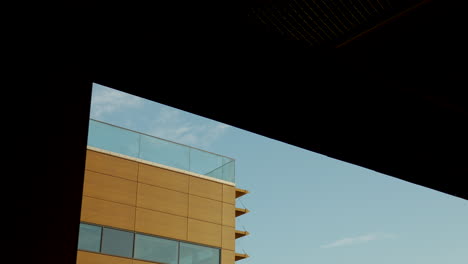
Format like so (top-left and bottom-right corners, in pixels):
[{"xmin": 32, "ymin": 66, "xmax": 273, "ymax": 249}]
[
  {"xmin": 320, "ymin": 233, "xmax": 396, "ymax": 249},
  {"xmin": 89, "ymin": 84, "xmax": 230, "ymax": 148},
  {"xmin": 90, "ymin": 84, "xmax": 144, "ymax": 118},
  {"xmin": 149, "ymin": 108, "xmax": 231, "ymax": 148}
]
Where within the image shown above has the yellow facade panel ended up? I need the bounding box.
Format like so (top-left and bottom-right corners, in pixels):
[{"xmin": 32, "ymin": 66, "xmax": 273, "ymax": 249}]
[
  {"xmin": 222, "ymin": 225, "xmax": 235, "ymax": 251},
  {"xmin": 135, "ymin": 208, "xmax": 187, "ymax": 241},
  {"xmin": 81, "ymin": 146, "xmax": 240, "ymax": 264},
  {"xmin": 189, "ymin": 176, "xmax": 223, "ymax": 201},
  {"xmin": 137, "ymin": 183, "xmax": 188, "ymax": 217},
  {"xmin": 188, "ymin": 195, "xmax": 222, "ymax": 224},
  {"xmin": 138, "ymin": 164, "xmax": 189, "ymax": 193},
  {"xmin": 83, "ymin": 170, "xmax": 137, "ymax": 206},
  {"xmin": 221, "ymin": 249, "xmax": 235, "ymax": 264},
  {"xmin": 187, "ymin": 218, "xmax": 222, "ymax": 247},
  {"xmin": 77, "ymin": 250, "xmax": 133, "ymax": 264},
  {"xmin": 222, "ymin": 203, "xmax": 235, "ymax": 227},
  {"xmin": 80, "ymin": 196, "xmax": 135, "ymax": 230},
  {"xmin": 222, "ymin": 185, "xmax": 235, "ymax": 205},
  {"xmin": 85, "ymin": 150, "xmax": 138, "ymax": 181}
]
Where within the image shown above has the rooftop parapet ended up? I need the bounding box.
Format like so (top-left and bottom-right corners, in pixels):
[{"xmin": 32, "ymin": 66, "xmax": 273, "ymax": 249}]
[{"xmin": 87, "ymin": 119, "xmax": 235, "ymax": 183}]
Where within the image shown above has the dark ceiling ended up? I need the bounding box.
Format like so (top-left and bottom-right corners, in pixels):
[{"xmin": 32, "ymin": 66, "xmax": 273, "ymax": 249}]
[
  {"xmin": 80, "ymin": 0, "xmax": 466, "ymax": 200},
  {"xmin": 34, "ymin": 2, "xmax": 465, "ymax": 263},
  {"xmin": 40, "ymin": 0, "xmax": 465, "ymax": 200}
]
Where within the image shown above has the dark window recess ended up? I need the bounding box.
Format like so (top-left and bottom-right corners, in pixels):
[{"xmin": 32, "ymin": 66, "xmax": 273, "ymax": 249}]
[
  {"xmin": 77, "ymin": 222, "xmax": 221, "ymax": 264},
  {"xmin": 101, "ymin": 227, "xmax": 135, "ymax": 258},
  {"xmin": 77, "ymin": 223, "xmax": 102, "ymax": 252},
  {"xmin": 134, "ymin": 234, "xmax": 179, "ymax": 264},
  {"xmin": 179, "ymin": 242, "xmax": 220, "ymax": 264}
]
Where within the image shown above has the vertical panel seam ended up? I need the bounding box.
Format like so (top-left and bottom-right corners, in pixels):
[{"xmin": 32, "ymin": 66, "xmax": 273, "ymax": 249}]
[
  {"xmin": 187, "ymin": 176, "xmax": 191, "ymax": 241},
  {"xmin": 99, "ymin": 225, "xmax": 104, "ymax": 253},
  {"xmin": 134, "ymin": 161, "xmax": 140, "ymax": 260},
  {"xmin": 221, "ymin": 184, "xmax": 224, "ymax": 249},
  {"xmin": 134, "ymin": 163, "xmax": 140, "ymax": 233}
]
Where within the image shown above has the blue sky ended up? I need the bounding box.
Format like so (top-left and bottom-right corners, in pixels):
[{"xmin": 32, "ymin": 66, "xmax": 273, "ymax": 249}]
[{"xmin": 90, "ymin": 83, "xmax": 468, "ymax": 264}]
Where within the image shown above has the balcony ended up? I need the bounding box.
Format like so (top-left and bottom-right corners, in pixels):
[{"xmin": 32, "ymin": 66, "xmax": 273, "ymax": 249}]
[{"xmin": 87, "ymin": 119, "xmax": 235, "ymax": 183}]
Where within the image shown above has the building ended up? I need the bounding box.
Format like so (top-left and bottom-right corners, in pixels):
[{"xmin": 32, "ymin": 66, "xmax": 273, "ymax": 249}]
[{"xmin": 76, "ymin": 119, "xmax": 250, "ymax": 264}]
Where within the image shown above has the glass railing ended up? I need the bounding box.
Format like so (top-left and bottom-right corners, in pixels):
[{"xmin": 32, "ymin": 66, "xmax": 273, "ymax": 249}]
[{"xmin": 87, "ymin": 119, "xmax": 235, "ymax": 182}]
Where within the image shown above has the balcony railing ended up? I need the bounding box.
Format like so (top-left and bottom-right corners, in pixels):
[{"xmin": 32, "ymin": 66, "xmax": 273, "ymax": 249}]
[{"xmin": 87, "ymin": 119, "xmax": 235, "ymax": 182}]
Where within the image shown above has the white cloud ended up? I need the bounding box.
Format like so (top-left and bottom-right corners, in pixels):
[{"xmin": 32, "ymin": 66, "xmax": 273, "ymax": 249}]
[
  {"xmin": 154, "ymin": 108, "xmax": 181, "ymax": 124},
  {"xmin": 320, "ymin": 233, "xmax": 396, "ymax": 249},
  {"xmin": 90, "ymin": 84, "xmax": 144, "ymax": 118},
  {"xmin": 89, "ymin": 83, "xmax": 230, "ymax": 148},
  {"xmin": 150, "ymin": 119, "xmax": 231, "ymax": 148}
]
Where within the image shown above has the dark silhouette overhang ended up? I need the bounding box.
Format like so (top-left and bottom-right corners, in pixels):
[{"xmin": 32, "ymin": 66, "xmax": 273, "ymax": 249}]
[
  {"xmin": 37, "ymin": 1, "xmax": 466, "ymax": 263},
  {"xmin": 83, "ymin": 0, "xmax": 465, "ymax": 200}
]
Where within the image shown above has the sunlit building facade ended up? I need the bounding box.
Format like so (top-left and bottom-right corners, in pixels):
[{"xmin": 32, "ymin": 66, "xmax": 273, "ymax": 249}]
[{"xmin": 76, "ymin": 119, "xmax": 249, "ymax": 264}]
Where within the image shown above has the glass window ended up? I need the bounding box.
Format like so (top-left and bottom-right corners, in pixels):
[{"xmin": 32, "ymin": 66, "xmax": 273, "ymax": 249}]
[
  {"xmin": 134, "ymin": 234, "xmax": 179, "ymax": 264},
  {"xmin": 78, "ymin": 223, "xmax": 102, "ymax": 252},
  {"xmin": 101, "ymin": 227, "xmax": 134, "ymax": 258},
  {"xmin": 139, "ymin": 135, "xmax": 190, "ymax": 171},
  {"xmin": 179, "ymin": 242, "xmax": 220, "ymax": 264},
  {"xmin": 190, "ymin": 148, "xmax": 223, "ymax": 175}
]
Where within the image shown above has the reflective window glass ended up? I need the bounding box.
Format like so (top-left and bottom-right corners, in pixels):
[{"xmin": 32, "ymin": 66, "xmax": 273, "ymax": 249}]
[
  {"xmin": 179, "ymin": 242, "xmax": 220, "ymax": 264},
  {"xmin": 88, "ymin": 119, "xmax": 140, "ymax": 158},
  {"xmin": 139, "ymin": 135, "xmax": 190, "ymax": 171},
  {"xmin": 134, "ymin": 234, "xmax": 179, "ymax": 264},
  {"xmin": 101, "ymin": 227, "xmax": 134, "ymax": 258},
  {"xmin": 77, "ymin": 223, "xmax": 102, "ymax": 252}
]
